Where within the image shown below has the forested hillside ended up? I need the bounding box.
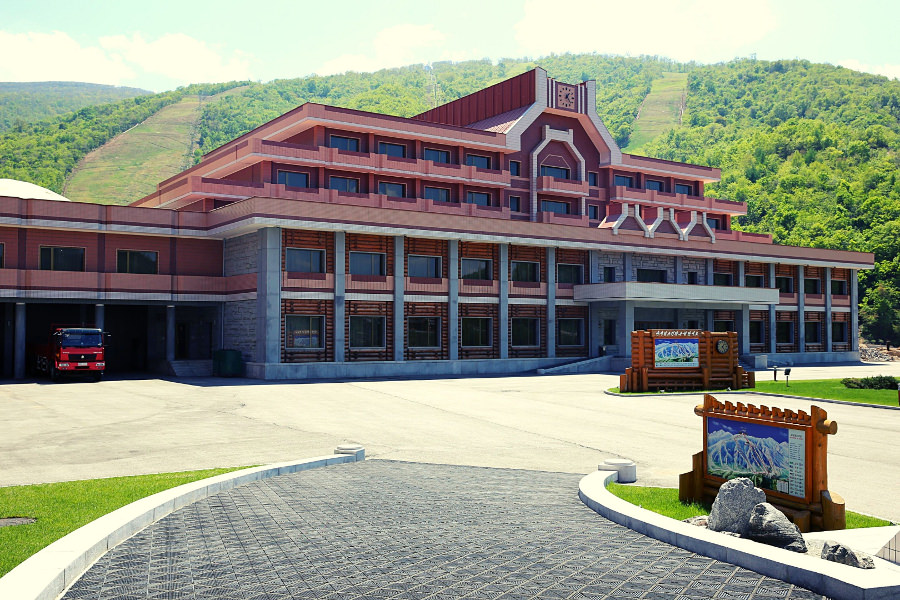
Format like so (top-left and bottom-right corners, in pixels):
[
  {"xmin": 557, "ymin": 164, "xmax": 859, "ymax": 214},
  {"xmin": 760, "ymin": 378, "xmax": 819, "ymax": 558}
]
[{"xmin": 0, "ymin": 81, "xmax": 151, "ymax": 131}]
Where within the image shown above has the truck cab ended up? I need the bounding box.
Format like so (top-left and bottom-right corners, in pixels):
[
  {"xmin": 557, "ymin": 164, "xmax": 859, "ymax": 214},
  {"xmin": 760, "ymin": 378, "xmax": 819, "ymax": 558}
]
[{"xmin": 35, "ymin": 327, "xmax": 107, "ymax": 381}]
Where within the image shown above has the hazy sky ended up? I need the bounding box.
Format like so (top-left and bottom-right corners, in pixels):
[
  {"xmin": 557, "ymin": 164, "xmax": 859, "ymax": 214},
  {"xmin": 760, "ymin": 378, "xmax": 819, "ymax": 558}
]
[{"xmin": 1, "ymin": 0, "xmax": 897, "ymax": 92}]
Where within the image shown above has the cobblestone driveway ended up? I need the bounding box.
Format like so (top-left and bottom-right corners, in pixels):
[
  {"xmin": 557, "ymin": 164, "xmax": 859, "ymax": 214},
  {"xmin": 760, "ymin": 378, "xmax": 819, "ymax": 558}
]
[{"xmin": 63, "ymin": 461, "xmax": 822, "ymax": 599}]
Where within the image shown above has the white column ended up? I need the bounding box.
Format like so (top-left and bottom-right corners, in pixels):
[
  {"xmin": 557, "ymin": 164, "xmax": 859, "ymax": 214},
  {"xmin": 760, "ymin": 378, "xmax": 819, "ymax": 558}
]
[
  {"xmin": 334, "ymin": 232, "xmax": 346, "ymax": 362},
  {"xmin": 825, "ymin": 267, "xmax": 833, "ymax": 353},
  {"xmin": 797, "ymin": 265, "xmax": 806, "ymax": 353},
  {"xmin": 394, "ymin": 236, "xmax": 405, "ymax": 362},
  {"xmin": 499, "ymin": 243, "xmax": 509, "ymax": 359},
  {"xmin": 255, "ymin": 227, "xmax": 282, "ymax": 364},
  {"xmin": 850, "ymin": 270, "xmax": 859, "ymax": 352},
  {"xmin": 547, "ymin": 247, "xmax": 556, "ymax": 358},
  {"xmin": 448, "ymin": 240, "xmax": 459, "ymax": 360}
]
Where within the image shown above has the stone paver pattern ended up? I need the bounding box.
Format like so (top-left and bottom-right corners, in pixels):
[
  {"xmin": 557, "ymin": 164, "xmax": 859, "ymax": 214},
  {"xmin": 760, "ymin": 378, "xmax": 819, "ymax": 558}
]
[{"xmin": 62, "ymin": 461, "xmax": 823, "ymax": 600}]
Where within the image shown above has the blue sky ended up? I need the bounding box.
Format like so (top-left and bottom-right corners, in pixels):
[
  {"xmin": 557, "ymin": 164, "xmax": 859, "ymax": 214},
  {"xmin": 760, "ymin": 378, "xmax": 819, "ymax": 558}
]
[{"xmin": 1, "ymin": 0, "xmax": 898, "ymax": 92}]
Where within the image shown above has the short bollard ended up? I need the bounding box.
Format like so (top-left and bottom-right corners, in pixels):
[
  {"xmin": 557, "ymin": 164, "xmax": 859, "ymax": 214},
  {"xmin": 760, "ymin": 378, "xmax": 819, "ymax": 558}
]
[{"xmin": 601, "ymin": 458, "xmax": 637, "ymax": 483}]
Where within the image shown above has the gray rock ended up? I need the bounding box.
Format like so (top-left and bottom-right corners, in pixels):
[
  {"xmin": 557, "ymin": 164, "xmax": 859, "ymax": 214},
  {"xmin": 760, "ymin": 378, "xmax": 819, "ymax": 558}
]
[
  {"xmin": 682, "ymin": 515, "xmax": 708, "ymax": 528},
  {"xmin": 707, "ymin": 478, "xmax": 766, "ymax": 537},
  {"xmin": 821, "ymin": 540, "xmax": 875, "ymax": 569},
  {"xmin": 746, "ymin": 503, "xmax": 807, "ymax": 553}
]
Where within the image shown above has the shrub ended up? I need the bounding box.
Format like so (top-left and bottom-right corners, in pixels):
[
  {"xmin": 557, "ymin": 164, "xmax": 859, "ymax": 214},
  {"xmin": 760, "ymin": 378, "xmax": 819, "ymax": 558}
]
[
  {"xmin": 841, "ymin": 377, "xmax": 863, "ymax": 389},
  {"xmin": 842, "ymin": 375, "xmax": 898, "ymax": 390}
]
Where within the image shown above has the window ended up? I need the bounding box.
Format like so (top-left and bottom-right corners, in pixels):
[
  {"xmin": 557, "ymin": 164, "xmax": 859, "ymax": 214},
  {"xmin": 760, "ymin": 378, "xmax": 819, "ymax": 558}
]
[
  {"xmin": 277, "ymin": 170, "xmax": 309, "ymax": 188},
  {"xmin": 117, "ymin": 250, "xmax": 158, "ymax": 274},
  {"xmin": 540, "ymin": 165, "xmax": 570, "ymax": 179},
  {"xmin": 776, "ymin": 321, "xmax": 794, "ymax": 344},
  {"xmin": 424, "ymin": 186, "xmax": 451, "ymax": 203},
  {"xmin": 466, "ymin": 154, "xmax": 491, "ymax": 169},
  {"xmin": 603, "ymin": 319, "xmax": 617, "ymax": 345},
  {"xmin": 509, "ymin": 196, "xmax": 521, "ymax": 212},
  {"xmin": 285, "ymin": 248, "xmax": 324, "ymax": 273},
  {"xmin": 0, "ymin": 243, "xmax": 4, "ymax": 267},
  {"xmin": 408, "ymin": 317, "xmax": 440, "ymax": 348},
  {"xmin": 330, "ymin": 135, "xmax": 359, "ymax": 152},
  {"xmin": 350, "ymin": 316, "xmax": 385, "ymax": 348},
  {"xmin": 805, "ymin": 321, "xmax": 821, "ymax": 343},
  {"xmin": 749, "ymin": 321, "xmax": 764, "ymax": 344},
  {"xmin": 408, "ymin": 255, "xmax": 441, "ymax": 278},
  {"xmin": 776, "ymin": 276, "xmax": 794, "ymax": 293},
  {"xmin": 378, "ymin": 182, "xmax": 405, "ymax": 198},
  {"xmin": 511, "ymin": 318, "xmax": 540, "ymax": 347},
  {"xmin": 588, "ymin": 205, "xmax": 600, "ymax": 220},
  {"xmin": 558, "ymin": 319, "xmax": 584, "ymax": 346},
  {"xmin": 714, "ymin": 320, "xmax": 734, "ymax": 333},
  {"xmin": 541, "ymin": 200, "xmax": 570, "ymax": 214},
  {"xmin": 745, "ymin": 274, "xmax": 764, "ymax": 288},
  {"xmin": 637, "ymin": 269, "xmax": 667, "ymax": 283},
  {"xmin": 461, "ymin": 258, "xmax": 491, "ymax": 280},
  {"xmin": 588, "ymin": 172, "xmax": 598, "ymax": 187},
  {"xmin": 509, "ymin": 160, "xmax": 521, "ymax": 176},
  {"xmin": 831, "ymin": 279, "xmax": 848, "ymax": 295},
  {"xmin": 687, "ymin": 271, "xmax": 699, "ymax": 285},
  {"xmin": 461, "ymin": 317, "xmax": 491, "ymax": 347},
  {"xmin": 713, "ymin": 272, "xmax": 733, "ymax": 286},
  {"xmin": 424, "ymin": 148, "xmax": 450, "ymax": 163},
  {"xmin": 40, "ymin": 247, "xmax": 84, "ymax": 272},
  {"xmin": 285, "ymin": 315, "xmax": 324, "ymax": 349},
  {"xmin": 511, "ymin": 261, "xmax": 539, "ymax": 282},
  {"xmin": 557, "ymin": 263, "xmax": 583, "ymax": 285},
  {"xmin": 466, "ymin": 191, "xmax": 491, "ymax": 206},
  {"xmin": 804, "ymin": 278, "xmax": 821, "ymax": 294},
  {"xmin": 675, "ymin": 183, "xmax": 694, "ymax": 195},
  {"xmin": 330, "ymin": 176, "xmax": 359, "ymax": 193},
  {"xmin": 645, "ymin": 180, "xmax": 664, "ymax": 191},
  {"xmin": 377, "ymin": 141, "xmax": 406, "ymax": 158},
  {"xmin": 614, "ymin": 175, "xmax": 634, "ymax": 187},
  {"xmin": 349, "ymin": 252, "xmax": 385, "ymax": 276},
  {"xmin": 604, "ymin": 266, "xmax": 616, "ymax": 283},
  {"xmin": 832, "ymin": 321, "xmax": 848, "ymax": 343},
  {"xmin": 707, "ymin": 217, "xmax": 721, "ymax": 230}
]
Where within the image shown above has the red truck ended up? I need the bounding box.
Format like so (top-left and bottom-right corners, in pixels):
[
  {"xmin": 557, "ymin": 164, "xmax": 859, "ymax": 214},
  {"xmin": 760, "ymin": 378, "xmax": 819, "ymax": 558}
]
[{"xmin": 31, "ymin": 327, "xmax": 107, "ymax": 381}]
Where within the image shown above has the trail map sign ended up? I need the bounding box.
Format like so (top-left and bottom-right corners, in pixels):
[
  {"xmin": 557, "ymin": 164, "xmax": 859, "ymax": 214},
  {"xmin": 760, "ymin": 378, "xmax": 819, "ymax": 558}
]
[{"xmin": 654, "ymin": 337, "xmax": 699, "ymax": 368}]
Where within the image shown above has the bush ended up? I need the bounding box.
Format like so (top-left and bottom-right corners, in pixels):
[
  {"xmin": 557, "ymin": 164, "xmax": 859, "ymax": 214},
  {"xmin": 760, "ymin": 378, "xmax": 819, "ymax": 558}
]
[
  {"xmin": 842, "ymin": 375, "xmax": 898, "ymax": 390},
  {"xmin": 842, "ymin": 377, "xmax": 863, "ymax": 388}
]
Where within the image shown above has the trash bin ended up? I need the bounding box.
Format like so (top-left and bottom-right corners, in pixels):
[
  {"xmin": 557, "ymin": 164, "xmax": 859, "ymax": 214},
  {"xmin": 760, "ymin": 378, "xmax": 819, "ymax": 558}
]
[{"xmin": 213, "ymin": 349, "xmax": 243, "ymax": 377}]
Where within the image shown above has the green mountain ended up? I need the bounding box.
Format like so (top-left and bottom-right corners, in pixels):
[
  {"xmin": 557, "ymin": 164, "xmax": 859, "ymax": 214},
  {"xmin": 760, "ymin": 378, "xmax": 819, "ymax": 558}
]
[{"xmin": 0, "ymin": 81, "xmax": 152, "ymax": 131}]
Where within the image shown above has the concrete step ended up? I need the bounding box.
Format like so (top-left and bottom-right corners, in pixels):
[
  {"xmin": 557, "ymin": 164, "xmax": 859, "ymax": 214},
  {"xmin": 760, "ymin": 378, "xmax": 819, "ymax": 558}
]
[
  {"xmin": 537, "ymin": 356, "xmax": 613, "ymax": 375},
  {"xmin": 168, "ymin": 360, "xmax": 213, "ymax": 377}
]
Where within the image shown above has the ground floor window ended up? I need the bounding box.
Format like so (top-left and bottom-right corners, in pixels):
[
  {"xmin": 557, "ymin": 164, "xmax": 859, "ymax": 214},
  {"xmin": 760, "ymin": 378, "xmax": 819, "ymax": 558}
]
[
  {"xmin": 511, "ymin": 318, "xmax": 539, "ymax": 347},
  {"xmin": 408, "ymin": 317, "xmax": 440, "ymax": 348},
  {"xmin": 461, "ymin": 318, "xmax": 491, "ymax": 347},
  {"xmin": 558, "ymin": 319, "xmax": 584, "ymax": 346},
  {"xmin": 805, "ymin": 321, "xmax": 821, "ymax": 343},
  {"xmin": 714, "ymin": 320, "xmax": 734, "ymax": 333},
  {"xmin": 603, "ymin": 319, "xmax": 616, "ymax": 345},
  {"xmin": 285, "ymin": 315, "xmax": 324, "ymax": 349},
  {"xmin": 776, "ymin": 321, "xmax": 794, "ymax": 344},
  {"xmin": 832, "ymin": 321, "xmax": 848, "ymax": 343},
  {"xmin": 749, "ymin": 321, "xmax": 764, "ymax": 344},
  {"xmin": 349, "ymin": 316, "xmax": 385, "ymax": 348}
]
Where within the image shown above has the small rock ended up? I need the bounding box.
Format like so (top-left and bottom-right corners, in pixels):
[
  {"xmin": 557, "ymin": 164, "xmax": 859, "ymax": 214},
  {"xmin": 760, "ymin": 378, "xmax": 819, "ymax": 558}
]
[
  {"xmin": 683, "ymin": 515, "xmax": 708, "ymax": 528},
  {"xmin": 821, "ymin": 540, "xmax": 876, "ymax": 569},
  {"xmin": 708, "ymin": 478, "xmax": 766, "ymax": 537},
  {"xmin": 746, "ymin": 503, "xmax": 807, "ymax": 553}
]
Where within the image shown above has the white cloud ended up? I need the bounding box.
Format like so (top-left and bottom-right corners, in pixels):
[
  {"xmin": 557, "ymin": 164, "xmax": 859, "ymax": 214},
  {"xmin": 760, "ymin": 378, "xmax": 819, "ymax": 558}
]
[
  {"xmin": 514, "ymin": 0, "xmax": 777, "ymax": 63},
  {"xmin": 316, "ymin": 24, "xmax": 448, "ymax": 75},
  {"xmin": 838, "ymin": 59, "xmax": 900, "ymax": 81}
]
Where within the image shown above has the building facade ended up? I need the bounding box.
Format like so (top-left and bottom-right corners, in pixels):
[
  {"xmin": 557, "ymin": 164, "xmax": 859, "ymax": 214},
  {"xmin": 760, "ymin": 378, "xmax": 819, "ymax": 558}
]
[{"xmin": 0, "ymin": 69, "xmax": 873, "ymax": 379}]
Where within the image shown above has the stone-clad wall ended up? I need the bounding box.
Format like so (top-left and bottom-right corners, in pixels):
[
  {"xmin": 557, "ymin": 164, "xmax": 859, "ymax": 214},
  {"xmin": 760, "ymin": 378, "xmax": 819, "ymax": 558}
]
[
  {"xmin": 224, "ymin": 299, "xmax": 256, "ymax": 362},
  {"xmin": 683, "ymin": 257, "xmax": 707, "ymax": 285},
  {"xmin": 595, "ymin": 252, "xmax": 623, "ymax": 282},
  {"xmin": 224, "ymin": 233, "xmax": 258, "ymax": 277},
  {"xmin": 633, "ymin": 254, "xmax": 675, "ymax": 282}
]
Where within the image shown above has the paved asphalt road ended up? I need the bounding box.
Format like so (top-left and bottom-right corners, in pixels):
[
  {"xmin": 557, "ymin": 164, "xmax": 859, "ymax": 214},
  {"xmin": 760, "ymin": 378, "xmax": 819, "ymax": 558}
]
[{"xmin": 2, "ymin": 362, "xmax": 899, "ymax": 522}]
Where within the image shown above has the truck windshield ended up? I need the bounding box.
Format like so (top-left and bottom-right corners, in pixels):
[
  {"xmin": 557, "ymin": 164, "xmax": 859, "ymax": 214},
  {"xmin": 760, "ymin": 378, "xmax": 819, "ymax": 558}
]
[{"xmin": 60, "ymin": 331, "xmax": 102, "ymax": 347}]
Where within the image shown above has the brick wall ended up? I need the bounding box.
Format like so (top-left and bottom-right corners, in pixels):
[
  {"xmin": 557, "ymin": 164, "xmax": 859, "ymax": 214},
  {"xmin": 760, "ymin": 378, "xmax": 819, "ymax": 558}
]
[
  {"xmin": 682, "ymin": 257, "xmax": 707, "ymax": 284},
  {"xmin": 596, "ymin": 252, "xmax": 623, "ymax": 282},
  {"xmin": 633, "ymin": 254, "xmax": 675, "ymax": 282},
  {"xmin": 224, "ymin": 233, "xmax": 258, "ymax": 276},
  {"xmin": 223, "ymin": 299, "xmax": 256, "ymax": 361}
]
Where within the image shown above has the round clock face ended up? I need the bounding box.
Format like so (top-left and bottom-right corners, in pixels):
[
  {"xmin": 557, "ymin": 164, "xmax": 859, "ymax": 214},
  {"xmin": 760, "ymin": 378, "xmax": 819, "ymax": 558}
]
[{"xmin": 716, "ymin": 339, "xmax": 730, "ymax": 354}]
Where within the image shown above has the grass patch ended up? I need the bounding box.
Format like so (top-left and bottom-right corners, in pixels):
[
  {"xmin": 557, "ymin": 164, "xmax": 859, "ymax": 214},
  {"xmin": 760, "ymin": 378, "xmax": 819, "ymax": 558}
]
[
  {"xmin": 0, "ymin": 466, "xmax": 248, "ymax": 577},
  {"xmin": 625, "ymin": 72, "xmax": 688, "ymax": 152},
  {"xmin": 606, "ymin": 482, "xmax": 894, "ymax": 529}
]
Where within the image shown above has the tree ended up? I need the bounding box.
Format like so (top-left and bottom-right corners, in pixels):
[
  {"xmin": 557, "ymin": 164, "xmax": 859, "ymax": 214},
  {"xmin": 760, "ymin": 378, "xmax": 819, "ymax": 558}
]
[{"xmin": 859, "ymin": 283, "xmax": 900, "ymax": 345}]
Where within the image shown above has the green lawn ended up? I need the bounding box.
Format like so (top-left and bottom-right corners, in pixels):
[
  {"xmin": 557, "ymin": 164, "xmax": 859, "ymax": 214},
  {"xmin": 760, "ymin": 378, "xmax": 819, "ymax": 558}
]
[
  {"xmin": 606, "ymin": 482, "xmax": 893, "ymax": 529},
  {"xmin": 625, "ymin": 72, "xmax": 688, "ymax": 152},
  {"xmin": 0, "ymin": 467, "xmax": 248, "ymax": 577}
]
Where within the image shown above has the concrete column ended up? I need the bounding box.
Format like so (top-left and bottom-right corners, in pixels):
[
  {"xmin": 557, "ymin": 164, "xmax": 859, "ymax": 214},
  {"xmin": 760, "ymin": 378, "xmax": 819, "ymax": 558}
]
[
  {"xmin": 589, "ymin": 302, "xmax": 601, "ymax": 358},
  {"xmin": 737, "ymin": 261, "xmax": 745, "ymax": 287},
  {"xmin": 739, "ymin": 304, "xmax": 750, "ymax": 355},
  {"xmin": 448, "ymin": 239, "xmax": 459, "ymax": 360},
  {"xmin": 850, "ymin": 269, "xmax": 859, "ymax": 352},
  {"xmin": 673, "ymin": 308, "xmax": 681, "ymax": 329},
  {"xmin": 94, "ymin": 304, "xmax": 105, "ymax": 331},
  {"xmin": 255, "ymin": 227, "xmax": 282, "ymax": 364},
  {"xmin": 393, "ymin": 236, "xmax": 405, "ymax": 361},
  {"xmin": 334, "ymin": 232, "xmax": 346, "ymax": 362},
  {"xmin": 769, "ymin": 263, "xmax": 776, "ymax": 289},
  {"xmin": 706, "ymin": 309, "xmax": 715, "ymax": 331},
  {"xmin": 769, "ymin": 263, "xmax": 777, "ymax": 355},
  {"xmin": 825, "ymin": 267, "xmax": 833, "ymax": 352},
  {"xmin": 547, "ymin": 247, "xmax": 556, "ymax": 358},
  {"xmin": 623, "ymin": 253, "xmax": 633, "ymax": 282},
  {"xmin": 499, "ymin": 243, "xmax": 509, "ymax": 359},
  {"xmin": 3, "ymin": 303, "xmax": 13, "ymax": 378},
  {"xmin": 166, "ymin": 304, "xmax": 175, "ymax": 362},
  {"xmin": 615, "ymin": 301, "xmax": 634, "ymax": 357},
  {"xmin": 797, "ymin": 265, "xmax": 806, "ymax": 353},
  {"xmin": 706, "ymin": 258, "xmax": 714, "ymax": 286},
  {"xmin": 674, "ymin": 256, "xmax": 684, "ymax": 284},
  {"xmin": 14, "ymin": 302, "xmax": 25, "ymax": 379}
]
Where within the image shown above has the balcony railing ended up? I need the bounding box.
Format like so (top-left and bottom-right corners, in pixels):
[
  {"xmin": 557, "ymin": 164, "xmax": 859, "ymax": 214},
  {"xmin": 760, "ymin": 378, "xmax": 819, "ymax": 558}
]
[
  {"xmin": 609, "ymin": 185, "xmax": 746, "ymax": 215},
  {"xmin": 535, "ymin": 175, "xmax": 589, "ymax": 196}
]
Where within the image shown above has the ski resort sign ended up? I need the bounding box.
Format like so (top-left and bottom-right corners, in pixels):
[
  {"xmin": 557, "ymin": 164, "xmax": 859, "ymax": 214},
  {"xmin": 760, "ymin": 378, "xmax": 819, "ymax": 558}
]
[{"xmin": 654, "ymin": 337, "xmax": 699, "ymax": 368}]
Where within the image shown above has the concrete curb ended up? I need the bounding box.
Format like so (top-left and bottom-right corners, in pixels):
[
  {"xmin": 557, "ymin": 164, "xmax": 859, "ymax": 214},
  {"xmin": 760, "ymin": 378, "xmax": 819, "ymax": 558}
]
[
  {"xmin": 0, "ymin": 449, "xmax": 365, "ymax": 600},
  {"xmin": 579, "ymin": 470, "xmax": 900, "ymax": 600},
  {"xmin": 604, "ymin": 389, "xmax": 900, "ymax": 410}
]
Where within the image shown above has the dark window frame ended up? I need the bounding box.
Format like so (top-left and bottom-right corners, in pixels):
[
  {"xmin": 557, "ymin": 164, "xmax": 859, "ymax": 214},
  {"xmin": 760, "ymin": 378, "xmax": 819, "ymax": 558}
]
[
  {"xmin": 637, "ymin": 268, "xmax": 667, "ymax": 283},
  {"xmin": 466, "ymin": 191, "xmax": 492, "ymax": 206},
  {"xmin": 776, "ymin": 276, "xmax": 794, "ymax": 294},
  {"xmin": 745, "ymin": 274, "xmax": 764, "ymax": 288},
  {"xmin": 687, "ymin": 271, "xmax": 699, "ymax": 285},
  {"xmin": 832, "ymin": 321, "xmax": 848, "ymax": 343},
  {"xmin": 509, "ymin": 160, "xmax": 521, "ymax": 176},
  {"xmin": 805, "ymin": 321, "xmax": 821, "ymax": 343},
  {"xmin": 349, "ymin": 251, "xmax": 386, "ymax": 276},
  {"xmin": 511, "ymin": 260, "xmax": 540, "ymax": 283},
  {"xmin": 645, "ymin": 179, "xmax": 664, "ymax": 192},
  {"xmin": 424, "ymin": 148, "xmax": 450, "ymax": 164},
  {"xmin": 461, "ymin": 317, "xmax": 492, "ymax": 347},
  {"xmin": 540, "ymin": 165, "xmax": 571, "ymax": 180},
  {"xmin": 461, "ymin": 258, "xmax": 491, "ymax": 280},
  {"xmin": 378, "ymin": 181, "xmax": 406, "ymax": 198},
  {"xmin": 509, "ymin": 195, "xmax": 521, "ymax": 212},
  {"xmin": 588, "ymin": 172, "xmax": 599, "ymax": 187},
  {"xmin": 0, "ymin": 242, "xmax": 4, "ymax": 268},
  {"xmin": 330, "ymin": 175, "xmax": 360, "ymax": 193},
  {"xmin": 511, "ymin": 317, "xmax": 540, "ymax": 347},
  {"xmin": 423, "ymin": 186, "xmax": 451, "ymax": 203},
  {"xmin": 749, "ymin": 321, "xmax": 764, "ymax": 344},
  {"xmin": 557, "ymin": 263, "xmax": 584, "ymax": 285},
  {"xmin": 408, "ymin": 316, "xmax": 440, "ymax": 348},
  {"xmin": 588, "ymin": 205, "xmax": 600, "ymax": 220},
  {"xmin": 558, "ymin": 318, "xmax": 584, "ymax": 347},
  {"xmin": 831, "ymin": 279, "xmax": 848, "ymax": 296},
  {"xmin": 614, "ymin": 174, "xmax": 635, "ymax": 188},
  {"xmin": 285, "ymin": 247, "xmax": 325, "ymax": 274},
  {"xmin": 349, "ymin": 315, "xmax": 386, "ymax": 349},
  {"xmin": 329, "ymin": 134, "xmax": 360, "ymax": 152},
  {"xmin": 804, "ymin": 278, "xmax": 821, "ymax": 294},
  {"xmin": 377, "ymin": 141, "xmax": 407, "ymax": 158},
  {"xmin": 776, "ymin": 321, "xmax": 794, "ymax": 344},
  {"xmin": 39, "ymin": 246, "xmax": 85, "ymax": 272},
  {"xmin": 276, "ymin": 170, "xmax": 310, "ymax": 188},
  {"xmin": 116, "ymin": 249, "xmax": 159, "ymax": 275},
  {"xmin": 713, "ymin": 272, "xmax": 733, "ymax": 286},
  {"xmin": 408, "ymin": 254, "xmax": 442, "ymax": 279},
  {"xmin": 675, "ymin": 183, "xmax": 694, "ymax": 195},
  {"xmin": 284, "ymin": 315, "xmax": 325, "ymax": 350},
  {"xmin": 465, "ymin": 154, "xmax": 491, "ymax": 169},
  {"xmin": 604, "ymin": 266, "xmax": 616, "ymax": 283},
  {"xmin": 540, "ymin": 199, "xmax": 570, "ymax": 215}
]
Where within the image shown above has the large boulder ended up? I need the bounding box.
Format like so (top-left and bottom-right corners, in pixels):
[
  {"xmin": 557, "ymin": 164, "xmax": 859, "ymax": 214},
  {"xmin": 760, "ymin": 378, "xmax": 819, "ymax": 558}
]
[
  {"xmin": 821, "ymin": 540, "xmax": 876, "ymax": 569},
  {"xmin": 746, "ymin": 503, "xmax": 807, "ymax": 553},
  {"xmin": 708, "ymin": 478, "xmax": 766, "ymax": 537}
]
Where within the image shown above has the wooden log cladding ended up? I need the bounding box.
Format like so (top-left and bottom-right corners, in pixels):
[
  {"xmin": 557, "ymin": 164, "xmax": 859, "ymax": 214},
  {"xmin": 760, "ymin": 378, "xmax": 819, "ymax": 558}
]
[
  {"xmin": 775, "ymin": 264, "xmax": 797, "ymax": 277},
  {"xmin": 556, "ymin": 305, "xmax": 588, "ymax": 358},
  {"xmin": 405, "ymin": 238, "xmax": 448, "ymax": 278},
  {"xmin": 346, "ymin": 300, "xmax": 393, "ymax": 362},
  {"xmin": 832, "ymin": 268, "xmax": 849, "ymax": 282},
  {"xmin": 281, "ymin": 299, "xmax": 333, "ymax": 363},
  {"xmin": 509, "ymin": 304, "xmax": 546, "ymax": 359},
  {"xmin": 459, "ymin": 242, "xmax": 499, "ymax": 279},
  {"xmin": 556, "ymin": 248, "xmax": 588, "ymax": 272},
  {"xmin": 713, "ymin": 259, "xmax": 737, "ymax": 276},
  {"xmin": 806, "ymin": 266, "xmax": 823, "ymax": 279},
  {"xmin": 509, "ymin": 245, "xmax": 546, "ymax": 282},
  {"xmin": 459, "ymin": 303, "xmax": 499, "ymax": 359},
  {"xmin": 347, "ymin": 233, "xmax": 394, "ymax": 275},
  {"xmin": 282, "ymin": 230, "xmax": 334, "ymax": 273},
  {"xmin": 404, "ymin": 302, "xmax": 448, "ymax": 361},
  {"xmin": 714, "ymin": 310, "xmax": 735, "ymax": 321},
  {"xmin": 746, "ymin": 262, "xmax": 768, "ymax": 276}
]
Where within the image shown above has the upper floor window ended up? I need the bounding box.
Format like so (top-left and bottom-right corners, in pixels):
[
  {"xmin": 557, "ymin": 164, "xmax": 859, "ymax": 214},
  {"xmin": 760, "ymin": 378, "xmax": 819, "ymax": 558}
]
[
  {"xmin": 40, "ymin": 246, "xmax": 84, "ymax": 272},
  {"xmin": 713, "ymin": 272, "xmax": 733, "ymax": 286},
  {"xmin": 424, "ymin": 186, "xmax": 451, "ymax": 203},
  {"xmin": 675, "ymin": 183, "xmax": 694, "ymax": 195},
  {"xmin": 424, "ymin": 148, "xmax": 450, "ymax": 164},
  {"xmin": 745, "ymin": 274, "xmax": 764, "ymax": 288},
  {"xmin": 776, "ymin": 276, "xmax": 794, "ymax": 294},
  {"xmin": 604, "ymin": 266, "xmax": 616, "ymax": 283},
  {"xmin": 378, "ymin": 141, "xmax": 406, "ymax": 158},
  {"xmin": 509, "ymin": 160, "xmax": 521, "ymax": 176},
  {"xmin": 637, "ymin": 268, "xmax": 667, "ymax": 283},
  {"xmin": 557, "ymin": 263, "xmax": 583, "ymax": 285},
  {"xmin": 349, "ymin": 252, "xmax": 385, "ymax": 276},
  {"xmin": 687, "ymin": 271, "xmax": 699, "ymax": 285},
  {"xmin": 588, "ymin": 205, "xmax": 600, "ymax": 220},
  {"xmin": 285, "ymin": 248, "xmax": 324, "ymax": 273},
  {"xmin": 0, "ymin": 243, "xmax": 4, "ymax": 268},
  {"xmin": 541, "ymin": 200, "xmax": 570, "ymax": 215},
  {"xmin": 804, "ymin": 278, "xmax": 821, "ymax": 294},
  {"xmin": 540, "ymin": 165, "xmax": 570, "ymax": 180},
  {"xmin": 466, "ymin": 154, "xmax": 491, "ymax": 169},
  {"xmin": 614, "ymin": 175, "xmax": 634, "ymax": 188},
  {"xmin": 461, "ymin": 258, "xmax": 491, "ymax": 280},
  {"xmin": 831, "ymin": 279, "xmax": 848, "ymax": 295},
  {"xmin": 378, "ymin": 182, "xmax": 405, "ymax": 198},
  {"xmin": 329, "ymin": 135, "xmax": 359, "ymax": 152},
  {"xmin": 285, "ymin": 315, "xmax": 324, "ymax": 349},
  {"xmin": 707, "ymin": 217, "xmax": 721, "ymax": 230},
  {"xmin": 588, "ymin": 172, "xmax": 599, "ymax": 187},
  {"xmin": 509, "ymin": 196, "xmax": 522, "ymax": 212},
  {"xmin": 408, "ymin": 255, "xmax": 441, "ymax": 279},
  {"xmin": 511, "ymin": 261, "xmax": 539, "ymax": 282},
  {"xmin": 466, "ymin": 191, "xmax": 491, "ymax": 206},
  {"xmin": 645, "ymin": 180, "xmax": 664, "ymax": 192},
  {"xmin": 117, "ymin": 250, "xmax": 158, "ymax": 275},
  {"xmin": 330, "ymin": 176, "xmax": 359, "ymax": 193},
  {"xmin": 277, "ymin": 170, "xmax": 309, "ymax": 188}
]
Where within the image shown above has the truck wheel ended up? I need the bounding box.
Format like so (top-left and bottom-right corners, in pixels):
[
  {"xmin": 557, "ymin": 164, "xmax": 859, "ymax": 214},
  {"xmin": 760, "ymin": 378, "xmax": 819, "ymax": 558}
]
[
  {"xmin": 50, "ymin": 365, "xmax": 58, "ymax": 382},
  {"xmin": 92, "ymin": 372, "xmax": 102, "ymax": 382}
]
